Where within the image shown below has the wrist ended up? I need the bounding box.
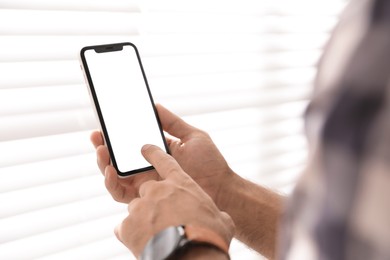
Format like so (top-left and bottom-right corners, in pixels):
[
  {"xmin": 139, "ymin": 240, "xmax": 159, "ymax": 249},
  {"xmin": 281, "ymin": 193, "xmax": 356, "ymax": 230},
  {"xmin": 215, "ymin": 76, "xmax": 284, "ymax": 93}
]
[
  {"xmin": 167, "ymin": 242, "xmax": 230, "ymax": 260},
  {"xmin": 215, "ymin": 171, "xmax": 243, "ymax": 211}
]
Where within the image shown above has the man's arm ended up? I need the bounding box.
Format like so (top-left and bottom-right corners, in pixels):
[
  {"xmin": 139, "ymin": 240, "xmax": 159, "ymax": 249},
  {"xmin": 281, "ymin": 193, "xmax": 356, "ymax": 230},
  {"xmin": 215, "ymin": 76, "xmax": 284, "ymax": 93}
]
[
  {"xmin": 153, "ymin": 104, "xmax": 284, "ymax": 258},
  {"xmin": 216, "ymin": 171, "xmax": 284, "ymax": 259},
  {"xmin": 155, "ymin": 172, "xmax": 283, "ymax": 260},
  {"xmin": 168, "ymin": 172, "xmax": 284, "ymax": 260}
]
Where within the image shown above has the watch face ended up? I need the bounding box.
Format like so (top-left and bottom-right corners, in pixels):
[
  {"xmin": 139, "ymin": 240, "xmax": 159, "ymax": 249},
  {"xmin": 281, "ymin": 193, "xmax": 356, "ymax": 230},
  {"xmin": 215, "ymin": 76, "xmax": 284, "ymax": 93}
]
[{"xmin": 141, "ymin": 226, "xmax": 184, "ymax": 260}]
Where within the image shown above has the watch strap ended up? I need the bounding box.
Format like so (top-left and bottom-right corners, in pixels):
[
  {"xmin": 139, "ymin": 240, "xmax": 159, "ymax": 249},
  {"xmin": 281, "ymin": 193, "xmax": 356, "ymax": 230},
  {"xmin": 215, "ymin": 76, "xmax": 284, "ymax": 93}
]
[{"xmin": 184, "ymin": 225, "xmax": 229, "ymax": 255}]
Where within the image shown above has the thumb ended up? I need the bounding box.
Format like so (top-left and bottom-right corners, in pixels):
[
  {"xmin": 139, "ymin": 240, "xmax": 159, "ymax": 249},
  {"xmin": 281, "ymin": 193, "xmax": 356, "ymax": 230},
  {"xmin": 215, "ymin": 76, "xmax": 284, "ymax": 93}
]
[
  {"xmin": 156, "ymin": 104, "xmax": 194, "ymax": 140},
  {"xmin": 141, "ymin": 144, "xmax": 185, "ymax": 181}
]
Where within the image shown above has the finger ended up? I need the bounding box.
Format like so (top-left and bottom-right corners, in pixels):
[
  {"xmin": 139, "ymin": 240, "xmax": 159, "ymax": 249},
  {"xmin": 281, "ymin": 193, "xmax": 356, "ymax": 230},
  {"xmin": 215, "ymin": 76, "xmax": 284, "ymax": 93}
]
[
  {"xmin": 90, "ymin": 131, "xmax": 103, "ymax": 148},
  {"xmin": 156, "ymin": 104, "xmax": 195, "ymax": 140},
  {"xmin": 96, "ymin": 145, "xmax": 110, "ymax": 174},
  {"xmin": 104, "ymin": 166, "xmax": 133, "ymax": 203},
  {"xmin": 114, "ymin": 224, "xmax": 122, "ymax": 243},
  {"xmin": 141, "ymin": 144, "xmax": 185, "ymax": 181}
]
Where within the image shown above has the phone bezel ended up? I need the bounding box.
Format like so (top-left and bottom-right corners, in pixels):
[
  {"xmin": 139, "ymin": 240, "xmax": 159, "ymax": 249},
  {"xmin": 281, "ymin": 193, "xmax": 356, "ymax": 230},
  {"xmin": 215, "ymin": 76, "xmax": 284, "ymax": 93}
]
[{"xmin": 80, "ymin": 42, "xmax": 170, "ymax": 177}]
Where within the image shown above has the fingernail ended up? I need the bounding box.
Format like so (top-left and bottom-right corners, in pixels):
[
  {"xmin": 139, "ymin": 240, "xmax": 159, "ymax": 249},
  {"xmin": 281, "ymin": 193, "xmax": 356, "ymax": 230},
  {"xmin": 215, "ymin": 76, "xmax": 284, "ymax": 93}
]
[{"xmin": 141, "ymin": 144, "xmax": 153, "ymax": 152}]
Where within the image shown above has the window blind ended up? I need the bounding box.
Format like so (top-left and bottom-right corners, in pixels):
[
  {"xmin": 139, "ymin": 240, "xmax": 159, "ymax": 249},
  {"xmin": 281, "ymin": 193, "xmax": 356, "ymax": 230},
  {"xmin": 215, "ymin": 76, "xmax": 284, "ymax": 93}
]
[{"xmin": 0, "ymin": 0, "xmax": 347, "ymax": 259}]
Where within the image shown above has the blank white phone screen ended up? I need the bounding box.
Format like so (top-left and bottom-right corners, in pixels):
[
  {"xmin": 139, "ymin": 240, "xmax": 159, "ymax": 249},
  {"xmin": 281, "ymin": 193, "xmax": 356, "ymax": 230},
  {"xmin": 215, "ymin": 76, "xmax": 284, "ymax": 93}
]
[{"xmin": 84, "ymin": 45, "xmax": 165, "ymax": 174}]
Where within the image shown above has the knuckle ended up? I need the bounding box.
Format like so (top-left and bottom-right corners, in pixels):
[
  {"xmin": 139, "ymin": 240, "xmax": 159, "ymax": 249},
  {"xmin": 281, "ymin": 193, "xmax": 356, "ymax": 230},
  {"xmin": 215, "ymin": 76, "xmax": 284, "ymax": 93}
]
[
  {"xmin": 127, "ymin": 198, "xmax": 142, "ymax": 212},
  {"xmin": 109, "ymin": 186, "xmax": 127, "ymax": 203},
  {"xmin": 166, "ymin": 166, "xmax": 182, "ymax": 178},
  {"xmin": 112, "ymin": 193, "xmax": 124, "ymax": 203},
  {"xmin": 96, "ymin": 145, "xmax": 107, "ymax": 157},
  {"xmin": 221, "ymin": 211, "xmax": 235, "ymax": 232},
  {"xmin": 96, "ymin": 146, "xmax": 108, "ymax": 167},
  {"xmin": 196, "ymin": 128, "xmax": 210, "ymax": 138}
]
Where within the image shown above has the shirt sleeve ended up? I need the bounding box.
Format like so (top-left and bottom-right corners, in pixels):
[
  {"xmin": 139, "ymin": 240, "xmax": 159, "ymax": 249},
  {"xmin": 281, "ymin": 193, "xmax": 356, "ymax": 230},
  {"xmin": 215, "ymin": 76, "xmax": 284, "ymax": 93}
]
[{"xmin": 278, "ymin": 0, "xmax": 390, "ymax": 259}]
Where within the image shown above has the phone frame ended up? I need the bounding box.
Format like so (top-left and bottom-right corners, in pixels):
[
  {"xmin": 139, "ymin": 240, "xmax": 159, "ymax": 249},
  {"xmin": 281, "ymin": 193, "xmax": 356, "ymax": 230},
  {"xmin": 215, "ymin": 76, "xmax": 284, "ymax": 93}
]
[{"xmin": 80, "ymin": 42, "xmax": 169, "ymax": 177}]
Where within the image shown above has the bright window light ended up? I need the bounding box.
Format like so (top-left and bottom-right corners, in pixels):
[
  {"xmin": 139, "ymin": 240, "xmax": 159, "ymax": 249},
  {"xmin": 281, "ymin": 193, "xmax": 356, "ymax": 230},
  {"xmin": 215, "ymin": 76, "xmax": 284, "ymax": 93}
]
[{"xmin": 0, "ymin": 1, "xmax": 347, "ymax": 259}]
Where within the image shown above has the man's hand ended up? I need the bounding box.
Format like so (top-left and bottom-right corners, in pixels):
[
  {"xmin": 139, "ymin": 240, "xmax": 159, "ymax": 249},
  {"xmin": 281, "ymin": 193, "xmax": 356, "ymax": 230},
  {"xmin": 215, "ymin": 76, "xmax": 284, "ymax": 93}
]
[
  {"xmin": 90, "ymin": 131, "xmax": 159, "ymax": 203},
  {"xmin": 91, "ymin": 104, "xmax": 283, "ymax": 258},
  {"xmin": 115, "ymin": 144, "xmax": 235, "ymax": 258},
  {"xmin": 90, "ymin": 104, "xmax": 235, "ymax": 206}
]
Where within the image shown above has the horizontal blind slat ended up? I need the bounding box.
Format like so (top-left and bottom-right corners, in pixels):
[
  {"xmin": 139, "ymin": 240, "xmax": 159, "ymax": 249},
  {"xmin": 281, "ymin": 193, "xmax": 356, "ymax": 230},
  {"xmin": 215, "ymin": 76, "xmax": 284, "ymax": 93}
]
[
  {"xmin": 0, "ymin": 60, "xmax": 83, "ymax": 88},
  {"xmin": 0, "ymin": 84, "xmax": 90, "ymax": 116},
  {"xmin": 143, "ymin": 13, "xmax": 339, "ymax": 34},
  {"xmin": 0, "ymin": 153, "xmax": 97, "ymax": 192},
  {"xmin": 0, "ymin": 195, "xmax": 125, "ymax": 243},
  {"xmin": 142, "ymin": 52, "xmax": 320, "ymax": 77},
  {"xmin": 0, "ymin": 175, "xmax": 105, "ymax": 218},
  {"xmin": 0, "ymin": 36, "xmax": 142, "ymax": 62},
  {"xmin": 229, "ymin": 149, "xmax": 307, "ymax": 177},
  {"xmin": 0, "ymin": 0, "xmax": 140, "ymax": 12},
  {"xmin": 143, "ymin": 0, "xmax": 346, "ymax": 16},
  {"xmin": 183, "ymin": 101, "xmax": 308, "ymax": 131},
  {"xmin": 0, "ymin": 33, "xmax": 330, "ymax": 61},
  {"xmin": 39, "ymin": 237, "xmax": 130, "ymax": 260},
  {"xmin": 0, "ymin": 131, "xmax": 93, "ymax": 167},
  {"xmin": 142, "ymin": 33, "xmax": 330, "ymax": 55},
  {"xmin": 244, "ymin": 164, "xmax": 304, "ymax": 190},
  {"xmin": 0, "ymin": 54, "xmax": 317, "ymax": 89},
  {"xmin": 1, "ymin": 69, "xmax": 313, "ymax": 116},
  {"xmin": 0, "ymin": 214, "xmax": 125, "ymax": 259},
  {"xmin": 0, "ymin": 108, "xmax": 96, "ymax": 141},
  {"xmin": 151, "ymin": 69, "xmax": 316, "ymax": 99},
  {"xmin": 161, "ymin": 85, "xmax": 311, "ymax": 115},
  {"xmin": 1, "ymin": 88, "xmax": 308, "ymax": 140},
  {"xmin": 219, "ymin": 135, "xmax": 307, "ymax": 164},
  {"xmin": 0, "ymin": 10, "xmax": 141, "ymax": 35},
  {"xmin": 0, "ymin": 69, "xmax": 313, "ymax": 119},
  {"xmin": 210, "ymin": 118, "xmax": 305, "ymax": 146}
]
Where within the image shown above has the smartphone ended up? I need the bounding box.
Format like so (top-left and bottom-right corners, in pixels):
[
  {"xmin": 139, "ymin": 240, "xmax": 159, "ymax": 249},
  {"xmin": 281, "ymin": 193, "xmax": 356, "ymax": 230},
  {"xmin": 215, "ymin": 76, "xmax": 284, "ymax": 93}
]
[{"xmin": 80, "ymin": 42, "xmax": 169, "ymax": 177}]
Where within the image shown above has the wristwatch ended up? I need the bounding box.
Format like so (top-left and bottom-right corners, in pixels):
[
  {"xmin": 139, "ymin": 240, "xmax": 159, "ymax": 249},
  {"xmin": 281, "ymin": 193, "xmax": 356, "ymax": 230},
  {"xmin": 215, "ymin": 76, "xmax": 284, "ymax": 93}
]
[{"xmin": 140, "ymin": 225, "xmax": 229, "ymax": 260}]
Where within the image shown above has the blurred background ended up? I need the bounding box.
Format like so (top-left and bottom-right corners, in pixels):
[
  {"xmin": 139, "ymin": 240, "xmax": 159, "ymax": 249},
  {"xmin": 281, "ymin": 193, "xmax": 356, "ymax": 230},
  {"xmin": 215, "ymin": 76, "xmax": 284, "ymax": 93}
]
[{"xmin": 0, "ymin": 0, "xmax": 347, "ymax": 259}]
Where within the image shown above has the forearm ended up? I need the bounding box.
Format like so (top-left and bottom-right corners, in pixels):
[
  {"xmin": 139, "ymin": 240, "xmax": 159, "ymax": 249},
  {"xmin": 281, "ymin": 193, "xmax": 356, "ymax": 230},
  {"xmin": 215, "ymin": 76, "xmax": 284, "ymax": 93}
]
[{"xmin": 217, "ymin": 172, "xmax": 285, "ymax": 259}]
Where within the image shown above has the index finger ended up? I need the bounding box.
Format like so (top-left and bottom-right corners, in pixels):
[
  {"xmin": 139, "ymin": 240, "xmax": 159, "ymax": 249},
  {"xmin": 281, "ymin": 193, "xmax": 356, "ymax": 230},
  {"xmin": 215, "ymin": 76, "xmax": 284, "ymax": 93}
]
[
  {"xmin": 141, "ymin": 144, "xmax": 186, "ymax": 181},
  {"xmin": 90, "ymin": 131, "xmax": 104, "ymax": 149}
]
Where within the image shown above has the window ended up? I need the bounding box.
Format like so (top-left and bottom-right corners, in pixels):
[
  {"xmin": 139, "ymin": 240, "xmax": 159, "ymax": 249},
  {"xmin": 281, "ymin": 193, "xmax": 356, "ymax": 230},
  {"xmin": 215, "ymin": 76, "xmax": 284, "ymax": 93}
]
[{"xmin": 0, "ymin": 1, "xmax": 347, "ymax": 259}]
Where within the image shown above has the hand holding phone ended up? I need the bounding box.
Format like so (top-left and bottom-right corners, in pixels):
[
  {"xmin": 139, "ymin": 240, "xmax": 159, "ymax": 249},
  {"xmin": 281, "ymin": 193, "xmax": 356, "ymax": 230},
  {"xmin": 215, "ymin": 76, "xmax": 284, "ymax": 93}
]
[{"xmin": 80, "ymin": 42, "xmax": 169, "ymax": 177}]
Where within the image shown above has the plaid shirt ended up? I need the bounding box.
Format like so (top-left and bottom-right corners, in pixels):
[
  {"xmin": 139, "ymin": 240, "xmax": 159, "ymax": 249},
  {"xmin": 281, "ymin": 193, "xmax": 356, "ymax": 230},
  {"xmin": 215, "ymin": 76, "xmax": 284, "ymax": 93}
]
[{"xmin": 280, "ymin": 0, "xmax": 390, "ymax": 259}]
